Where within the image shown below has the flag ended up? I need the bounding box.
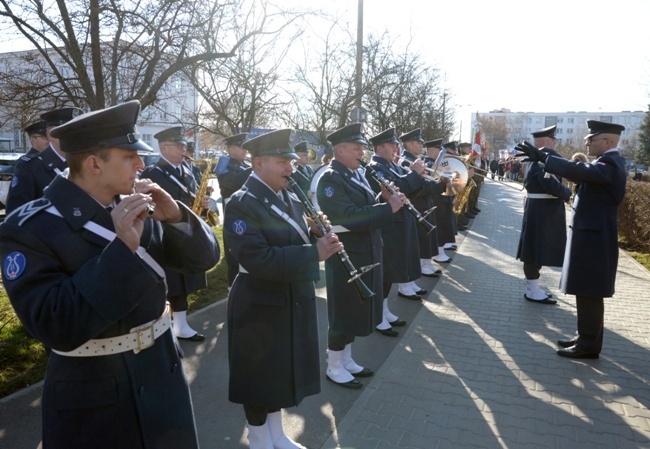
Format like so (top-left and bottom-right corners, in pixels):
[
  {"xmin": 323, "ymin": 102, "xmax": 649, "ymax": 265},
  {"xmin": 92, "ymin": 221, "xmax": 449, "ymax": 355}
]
[{"xmin": 471, "ymin": 112, "xmax": 482, "ymax": 156}]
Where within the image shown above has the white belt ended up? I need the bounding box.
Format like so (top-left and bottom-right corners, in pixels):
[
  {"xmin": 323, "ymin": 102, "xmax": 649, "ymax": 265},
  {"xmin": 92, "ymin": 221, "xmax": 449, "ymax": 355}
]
[
  {"xmin": 331, "ymin": 225, "xmax": 350, "ymax": 233},
  {"xmin": 527, "ymin": 193, "xmax": 558, "ymax": 199},
  {"xmin": 52, "ymin": 304, "xmax": 172, "ymax": 357}
]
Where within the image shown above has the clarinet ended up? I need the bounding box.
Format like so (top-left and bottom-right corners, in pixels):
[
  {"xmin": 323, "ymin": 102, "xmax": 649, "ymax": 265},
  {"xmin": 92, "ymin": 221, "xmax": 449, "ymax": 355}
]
[
  {"xmin": 287, "ymin": 177, "xmax": 376, "ymax": 302},
  {"xmin": 360, "ymin": 161, "xmax": 436, "ymax": 235}
]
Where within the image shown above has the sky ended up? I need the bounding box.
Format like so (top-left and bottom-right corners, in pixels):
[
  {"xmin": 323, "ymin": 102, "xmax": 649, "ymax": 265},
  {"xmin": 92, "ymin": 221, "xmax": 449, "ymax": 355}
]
[{"xmin": 305, "ymin": 0, "xmax": 650, "ymax": 140}]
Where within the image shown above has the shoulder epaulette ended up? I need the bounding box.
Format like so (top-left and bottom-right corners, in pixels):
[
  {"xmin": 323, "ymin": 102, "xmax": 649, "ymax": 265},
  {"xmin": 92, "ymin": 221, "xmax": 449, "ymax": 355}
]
[{"xmin": 5, "ymin": 198, "xmax": 52, "ymax": 226}]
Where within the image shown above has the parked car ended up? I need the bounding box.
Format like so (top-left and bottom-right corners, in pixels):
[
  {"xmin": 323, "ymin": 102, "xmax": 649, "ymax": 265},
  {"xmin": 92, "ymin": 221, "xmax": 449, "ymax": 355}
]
[{"xmin": 0, "ymin": 153, "xmax": 22, "ymax": 210}]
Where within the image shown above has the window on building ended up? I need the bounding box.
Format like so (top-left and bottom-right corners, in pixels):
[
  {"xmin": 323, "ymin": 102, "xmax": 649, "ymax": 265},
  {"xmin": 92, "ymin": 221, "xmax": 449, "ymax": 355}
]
[
  {"xmin": 567, "ymin": 128, "xmax": 573, "ymax": 134},
  {"xmin": 568, "ymin": 118, "xmax": 574, "ymax": 124},
  {"xmin": 142, "ymin": 134, "xmax": 152, "ymax": 144},
  {"xmin": 557, "ymin": 118, "xmax": 564, "ymax": 123}
]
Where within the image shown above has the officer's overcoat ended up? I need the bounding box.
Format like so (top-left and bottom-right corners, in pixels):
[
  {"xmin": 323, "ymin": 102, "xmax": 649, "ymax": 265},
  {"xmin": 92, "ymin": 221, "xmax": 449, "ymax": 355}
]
[
  {"xmin": 365, "ymin": 155, "xmax": 423, "ymax": 283},
  {"xmin": 140, "ymin": 158, "xmax": 207, "ymax": 296},
  {"xmin": 544, "ymin": 150, "xmax": 626, "ymax": 297},
  {"xmin": 225, "ymin": 176, "xmax": 321, "ymax": 408},
  {"xmin": 517, "ymin": 154, "xmax": 572, "ymax": 267},
  {"xmin": 317, "ymin": 160, "xmax": 393, "ymax": 336},
  {"xmin": 0, "ymin": 176, "xmax": 220, "ymax": 449}
]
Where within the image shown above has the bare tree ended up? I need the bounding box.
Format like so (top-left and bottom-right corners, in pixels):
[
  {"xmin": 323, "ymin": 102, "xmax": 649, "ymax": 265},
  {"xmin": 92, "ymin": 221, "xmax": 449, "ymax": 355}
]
[
  {"xmin": 477, "ymin": 115, "xmax": 509, "ymax": 149},
  {"xmin": 0, "ymin": 0, "xmax": 293, "ymax": 115}
]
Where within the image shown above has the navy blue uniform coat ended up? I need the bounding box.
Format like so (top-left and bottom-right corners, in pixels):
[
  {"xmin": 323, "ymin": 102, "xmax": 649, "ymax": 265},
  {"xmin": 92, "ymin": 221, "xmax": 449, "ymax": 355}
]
[
  {"xmin": 217, "ymin": 157, "xmax": 252, "ymax": 201},
  {"xmin": 225, "ymin": 176, "xmax": 321, "ymax": 408},
  {"xmin": 5, "ymin": 145, "xmax": 67, "ymax": 213},
  {"xmin": 544, "ymin": 150, "xmax": 626, "ymax": 297},
  {"xmin": 401, "ymin": 152, "xmax": 442, "ymax": 258},
  {"xmin": 0, "ymin": 176, "xmax": 220, "ymax": 449},
  {"xmin": 366, "ymin": 155, "xmax": 423, "ymax": 283},
  {"xmin": 140, "ymin": 158, "xmax": 207, "ymax": 296},
  {"xmin": 517, "ymin": 156, "xmax": 571, "ymax": 267},
  {"xmin": 317, "ymin": 160, "xmax": 393, "ymax": 337}
]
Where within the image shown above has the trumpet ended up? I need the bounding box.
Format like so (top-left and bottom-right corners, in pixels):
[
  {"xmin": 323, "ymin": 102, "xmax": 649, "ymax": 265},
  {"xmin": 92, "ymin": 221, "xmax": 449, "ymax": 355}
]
[
  {"xmin": 287, "ymin": 177, "xmax": 377, "ymax": 302},
  {"xmin": 396, "ymin": 155, "xmax": 457, "ymax": 182},
  {"xmin": 360, "ymin": 161, "xmax": 436, "ymax": 235}
]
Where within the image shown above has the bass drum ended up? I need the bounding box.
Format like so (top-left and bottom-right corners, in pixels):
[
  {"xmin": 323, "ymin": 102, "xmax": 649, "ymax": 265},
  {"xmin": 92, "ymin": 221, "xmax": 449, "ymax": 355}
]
[
  {"xmin": 309, "ymin": 164, "xmax": 331, "ymax": 211},
  {"xmin": 438, "ymin": 155, "xmax": 469, "ymax": 196}
]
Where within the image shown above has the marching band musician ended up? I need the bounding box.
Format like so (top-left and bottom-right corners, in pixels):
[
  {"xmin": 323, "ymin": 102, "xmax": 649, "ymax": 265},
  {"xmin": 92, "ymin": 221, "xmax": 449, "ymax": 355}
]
[
  {"xmin": 316, "ymin": 123, "xmax": 405, "ymax": 389},
  {"xmin": 216, "ymin": 133, "xmax": 252, "ymax": 287},
  {"xmin": 140, "ymin": 126, "xmax": 210, "ymax": 342},
  {"xmin": 289, "ymin": 141, "xmax": 314, "ymax": 197},
  {"xmin": 399, "ymin": 129, "xmax": 443, "ymax": 279},
  {"xmin": 516, "ymin": 120, "xmax": 627, "ymax": 359},
  {"xmin": 458, "ymin": 142, "xmax": 482, "ymax": 220},
  {"xmin": 6, "ymin": 107, "xmax": 85, "ymax": 214},
  {"xmin": 516, "ymin": 125, "xmax": 570, "ymax": 305},
  {"xmin": 224, "ymin": 129, "xmax": 342, "ymax": 448},
  {"xmin": 366, "ymin": 128, "xmax": 425, "ymax": 337},
  {"xmin": 424, "ymin": 140, "xmax": 456, "ymax": 261},
  {"xmin": 0, "ymin": 101, "xmax": 220, "ymax": 449}
]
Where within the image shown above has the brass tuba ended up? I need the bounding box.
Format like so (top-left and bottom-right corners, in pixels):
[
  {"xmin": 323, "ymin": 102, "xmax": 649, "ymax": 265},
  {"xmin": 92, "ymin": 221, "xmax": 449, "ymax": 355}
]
[{"xmin": 192, "ymin": 160, "xmax": 219, "ymax": 227}]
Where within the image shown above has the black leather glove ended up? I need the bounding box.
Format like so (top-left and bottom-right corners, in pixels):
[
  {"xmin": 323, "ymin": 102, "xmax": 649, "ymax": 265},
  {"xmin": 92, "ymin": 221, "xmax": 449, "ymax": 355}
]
[{"xmin": 514, "ymin": 141, "xmax": 547, "ymax": 163}]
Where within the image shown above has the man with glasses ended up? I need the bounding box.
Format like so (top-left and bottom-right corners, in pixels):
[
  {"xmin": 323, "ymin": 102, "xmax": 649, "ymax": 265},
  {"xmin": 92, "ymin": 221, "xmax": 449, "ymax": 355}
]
[
  {"xmin": 516, "ymin": 120, "xmax": 627, "ymax": 359},
  {"xmin": 140, "ymin": 126, "xmax": 210, "ymax": 342},
  {"xmin": 516, "ymin": 125, "xmax": 571, "ymax": 304}
]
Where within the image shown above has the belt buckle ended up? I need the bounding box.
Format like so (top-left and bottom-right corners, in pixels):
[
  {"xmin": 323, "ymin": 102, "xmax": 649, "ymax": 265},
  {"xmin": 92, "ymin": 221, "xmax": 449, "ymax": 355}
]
[{"xmin": 132, "ymin": 320, "xmax": 156, "ymax": 354}]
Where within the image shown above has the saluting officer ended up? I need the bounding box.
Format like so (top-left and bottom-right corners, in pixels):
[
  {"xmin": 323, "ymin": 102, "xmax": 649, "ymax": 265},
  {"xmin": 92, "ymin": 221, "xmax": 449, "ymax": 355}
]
[
  {"xmin": 140, "ymin": 126, "xmax": 208, "ymax": 342},
  {"xmin": 216, "ymin": 133, "xmax": 252, "ymax": 286},
  {"xmin": 5, "ymin": 107, "xmax": 84, "ymax": 213},
  {"xmin": 224, "ymin": 129, "xmax": 341, "ymax": 449},
  {"xmin": 366, "ymin": 128, "xmax": 425, "ymax": 338},
  {"xmin": 516, "ymin": 125, "xmax": 571, "ymax": 304},
  {"xmin": 425, "ymin": 140, "xmax": 456, "ymax": 261},
  {"xmin": 316, "ymin": 123, "xmax": 404, "ymax": 389},
  {"xmin": 516, "ymin": 120, "xmax": 627, "ymax": 359},
  {"xmin": 0, "ymin": 100, "xmax": 220, "ymax": 449},
  {"xmin": 399, "ymin": 129, "xmax": 443, "ymax": 279},
  {"xmin": 289, "ymin": 141, "xmax": 314, "ymax": 197}
]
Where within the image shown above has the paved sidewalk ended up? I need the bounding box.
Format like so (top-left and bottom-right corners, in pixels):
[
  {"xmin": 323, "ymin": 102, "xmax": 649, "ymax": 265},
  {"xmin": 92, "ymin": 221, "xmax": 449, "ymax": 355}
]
[
  {"xmin": 2, "ymin": 179, "xmax": 649, "ymax": 449},
  {"xmin": 322, "ymin": 180, "xmax": 650, "ymax": 449}
]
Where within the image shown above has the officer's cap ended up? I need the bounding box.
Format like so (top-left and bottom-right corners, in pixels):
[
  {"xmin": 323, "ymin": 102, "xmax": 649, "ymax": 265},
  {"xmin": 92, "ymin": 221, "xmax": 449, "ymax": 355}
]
[
  {"xmin": 368, "ymin": 128, "xmax": 400, "ymax": 147},
  {"xmin": 585, "ymin": 120, "xmax": 625, "ymax": 139},
  {"xmin": 41, "ymin": 107, "xmax": 85, "ymax": 128},
  {"xmin": 24, "ymin": 120, "xmax": 47, "ymax": 136},
  {"xmin": 154, "ymin": 126, "xmax": 186, "ymax": 145},
  {"xmin": 399, "ymin": 128, "xmax": 425, "ymax": 143},
  {"xmin": 324, "ymin": 147, "xmax": 333, "ymax": 155},
  {"xmin": 327, "ymin": 123, "xmax": 367, "ymax": 146},
  {"xmin": 186, "ymin": 141, "xmax": 195, "ymax": 153},
  {"xmin": 224, "ymin": 133, "xmax": 248, "ymax": 147},
  {"xmin": 293, "ymin": 141, "xmax": 309, "ymax": 153},
  {"xmin": 424, "ymin": 138, "xmax": 444, "ymax": 149},
  {"xmin": 458, "ymin": 142, "xmax": 472, "ymax": 149},
  {"xmin": 531, "ymin": 125, "xmax": 556, "ymax": 139},
  {"xmin": 243, "ymin": 129, "xmax": 298, "ymax": 160},
  {"xmin": 442, "ymin": 141, "xmax": 458, "ymax": 151},
  {"xmin": 49, "ymin": 100, "xmax": 153, "ymax": 154}
]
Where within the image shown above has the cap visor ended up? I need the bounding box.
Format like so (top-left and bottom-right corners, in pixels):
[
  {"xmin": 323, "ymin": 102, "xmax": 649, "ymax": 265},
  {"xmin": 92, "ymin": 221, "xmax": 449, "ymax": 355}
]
[{"xmin": 116, "ymin": 141, "xmax": 154, "ymax": 152}]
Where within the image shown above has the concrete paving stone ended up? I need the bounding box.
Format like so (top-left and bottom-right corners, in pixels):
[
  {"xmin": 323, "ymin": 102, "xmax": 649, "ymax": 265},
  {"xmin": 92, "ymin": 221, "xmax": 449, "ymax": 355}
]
[
  {"xmin": 356, "ymin": 409, "xmax": 393, "ymax": 429},
  {"xmin": 388, "ymin": 415, "xmax": 430, "ymax": 436},
  {"xmin": 325, "ymin": 434, "xmax": 379, "ymax": 449},
  {"xmin": 363, "ymin": 423, "xmax": 403, "ymax": 446}
]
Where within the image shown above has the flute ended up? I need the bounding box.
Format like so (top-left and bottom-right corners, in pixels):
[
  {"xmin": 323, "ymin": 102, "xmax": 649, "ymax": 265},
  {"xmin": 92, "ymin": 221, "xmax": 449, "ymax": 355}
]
[
  {"xmin": 287, "ymin": 177, "xmax": 376, "ymax": 302},
  {"xmin": 360, "ymin": 161, "xmax": 436, "ymax": 235}
]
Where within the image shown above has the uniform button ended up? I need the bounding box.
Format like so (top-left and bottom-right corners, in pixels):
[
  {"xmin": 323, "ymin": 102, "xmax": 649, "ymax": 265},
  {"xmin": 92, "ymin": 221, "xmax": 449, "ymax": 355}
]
[
  {"xmin": 171, "ymin": 363, "xmax": 178, "ymax": 373},
  {"xmin": 139, "ymin": 386, "xmax": 145, "ymax": 396}
]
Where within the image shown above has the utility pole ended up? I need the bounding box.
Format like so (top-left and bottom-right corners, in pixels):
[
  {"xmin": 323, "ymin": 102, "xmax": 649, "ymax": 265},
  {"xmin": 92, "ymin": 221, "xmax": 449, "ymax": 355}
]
[{"xmin": 350, "ymin": 0, "xmax": 367, "ymax": 124}]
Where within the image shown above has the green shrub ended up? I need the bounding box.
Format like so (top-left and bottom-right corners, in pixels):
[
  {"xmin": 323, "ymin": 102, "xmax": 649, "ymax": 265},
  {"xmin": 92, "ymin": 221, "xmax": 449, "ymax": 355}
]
[{"xmin": 619, "ymin": 177, "xmax": 650, "ymax": 253}]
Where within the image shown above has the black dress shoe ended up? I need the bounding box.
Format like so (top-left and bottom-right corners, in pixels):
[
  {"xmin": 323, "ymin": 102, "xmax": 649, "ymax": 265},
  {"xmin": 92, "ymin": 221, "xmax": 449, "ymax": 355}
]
[
  {"xmin": 557, "ymin": 347, "xmax": 599, "ymax": 359},
  {"xmin": 433, "ymin": 257, "xmax": 452, "ymax": 264},
  {"xmin": 421, "ymin": 272, "xmax": 439, "ymax": 278},
  {"xmin": 177, "ymin": 333, "xmax": 205, "ymax": 342},
  {"xmin": 326, "ymin": 375, "xmax": 363, "ymax": 389},
  {"xmin": 524, "ymin": 295, "xmax": 557, "ymax": 305},
  {"xmin": 458, "ymin": 225, "xmax": 468, "ymax": 231},
  {"xmin": 414, "ymin": 288, "xmax": 428, "ymax": 295},
  {"xmin": 389, "ymin": 319, "xmax": 407, "ymax": 327},
  {"xmin": 397, "ymin": 292, "xmax": 422, "ymax": 300},
  {"xmin": 376, "ymin": 327, "xmax": 399, "ymax": 337},
  {"xmin": 558, "ymin": 339, "xmax": 578, "ymax": 348},
  {"xmin": 434, "ymin": 268, "xmax": 443, "ymax": 274},
  {"xmin": 445, "ymin": 245, "xmax": 458, "ymax": 251},
  {"xmin": 465, "ymin": 212, "xmax": 477, "ymax": 219},
  {"xmin": 350, "ymin": 367, "xmax": 374, "ymax": 378}
]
